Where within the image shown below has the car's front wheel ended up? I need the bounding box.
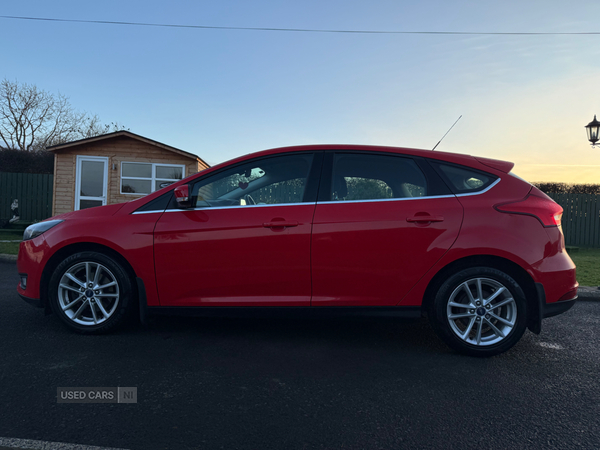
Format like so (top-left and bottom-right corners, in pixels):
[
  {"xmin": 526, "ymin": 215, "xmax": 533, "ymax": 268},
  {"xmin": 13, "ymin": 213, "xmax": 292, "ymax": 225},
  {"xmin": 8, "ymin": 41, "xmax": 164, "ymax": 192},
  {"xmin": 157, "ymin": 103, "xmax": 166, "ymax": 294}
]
[
  {"xmin": 429, "ymin": 267, "xmax": 528, "ymax": 357},
  {"xmin": 48, "ymin": 251, "xmax": 135, "ymax": 333}
]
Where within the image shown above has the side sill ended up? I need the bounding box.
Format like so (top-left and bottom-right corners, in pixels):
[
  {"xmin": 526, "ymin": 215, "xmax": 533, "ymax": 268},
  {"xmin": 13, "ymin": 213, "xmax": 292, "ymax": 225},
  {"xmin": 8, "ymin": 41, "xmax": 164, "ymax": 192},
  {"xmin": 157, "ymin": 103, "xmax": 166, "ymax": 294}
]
[
  {"xmin": 146, "ymin": 306, "xmax": 423, "ymax": 320},
  {"xmin": 19, "ymin": 293, "xmax": 43, "ymax": 308}
]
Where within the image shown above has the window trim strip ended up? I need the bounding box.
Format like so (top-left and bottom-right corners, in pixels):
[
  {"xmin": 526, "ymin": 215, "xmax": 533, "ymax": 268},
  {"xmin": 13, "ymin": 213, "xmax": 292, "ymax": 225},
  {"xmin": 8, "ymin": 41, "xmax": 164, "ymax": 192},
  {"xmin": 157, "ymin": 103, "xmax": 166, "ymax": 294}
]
[
  {"xmin": 454, "ymin": 178, "xmax": 500, "ymax": 196},
  {"xmin": 132, "ymin": 202, "xmax": 316, "ymax": 215},
  {"xmin": 131, "ymin": 179, "xmax": 501, "ymax": 214}
]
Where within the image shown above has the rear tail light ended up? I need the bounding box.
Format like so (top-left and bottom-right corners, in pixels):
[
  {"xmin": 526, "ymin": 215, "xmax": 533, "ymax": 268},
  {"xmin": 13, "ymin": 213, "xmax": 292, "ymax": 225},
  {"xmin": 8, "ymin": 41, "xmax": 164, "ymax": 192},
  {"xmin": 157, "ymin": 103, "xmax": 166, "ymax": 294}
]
[{"xmin": 494, "ymin": 193, "xmax": 563, "ymax": 227}]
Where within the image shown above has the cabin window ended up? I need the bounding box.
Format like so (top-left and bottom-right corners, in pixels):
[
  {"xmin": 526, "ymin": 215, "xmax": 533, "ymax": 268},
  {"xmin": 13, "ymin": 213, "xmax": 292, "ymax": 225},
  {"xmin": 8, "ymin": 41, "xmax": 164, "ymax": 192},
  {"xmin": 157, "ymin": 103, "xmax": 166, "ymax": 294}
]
[{"xmin": 121, "ymin": 162, "xmax": 185, "ymax": 195}]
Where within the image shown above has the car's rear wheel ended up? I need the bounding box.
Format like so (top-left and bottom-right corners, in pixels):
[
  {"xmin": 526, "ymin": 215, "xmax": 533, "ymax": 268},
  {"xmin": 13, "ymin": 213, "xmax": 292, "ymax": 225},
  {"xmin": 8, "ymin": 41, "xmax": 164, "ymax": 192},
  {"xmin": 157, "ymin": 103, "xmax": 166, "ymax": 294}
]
[
  {"xmin": 429, "ymin": 267, "xmax": 528, "ymax": 357},
  {"xmin": 48, "ymin": 251, "xmax": 135, "ymax": 333}
]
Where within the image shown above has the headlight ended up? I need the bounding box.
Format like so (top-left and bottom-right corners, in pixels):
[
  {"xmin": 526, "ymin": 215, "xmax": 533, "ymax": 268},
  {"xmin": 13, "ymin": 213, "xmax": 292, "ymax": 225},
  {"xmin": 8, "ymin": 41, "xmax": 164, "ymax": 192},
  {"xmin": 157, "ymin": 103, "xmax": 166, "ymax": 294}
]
[{"xmin": 23, "ymin": 220, "xmax": 64, "ymax": 241}]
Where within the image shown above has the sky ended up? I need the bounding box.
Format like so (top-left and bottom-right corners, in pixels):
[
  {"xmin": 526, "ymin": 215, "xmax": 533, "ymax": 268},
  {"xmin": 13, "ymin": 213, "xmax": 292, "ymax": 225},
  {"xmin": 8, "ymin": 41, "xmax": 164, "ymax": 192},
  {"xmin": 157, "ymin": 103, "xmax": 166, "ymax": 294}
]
[{"xmin": 2, "ymin": 0, "xmax": 600, "ymax": 183}]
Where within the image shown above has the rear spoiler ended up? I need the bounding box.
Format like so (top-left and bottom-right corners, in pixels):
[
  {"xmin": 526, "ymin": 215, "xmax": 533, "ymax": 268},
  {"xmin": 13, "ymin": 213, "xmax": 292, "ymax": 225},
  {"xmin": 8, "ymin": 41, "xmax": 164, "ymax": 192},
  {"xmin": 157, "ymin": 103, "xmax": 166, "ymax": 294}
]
[{"xmin": 474, "ymin": 156, "xmax": 514, "ymax": 173}]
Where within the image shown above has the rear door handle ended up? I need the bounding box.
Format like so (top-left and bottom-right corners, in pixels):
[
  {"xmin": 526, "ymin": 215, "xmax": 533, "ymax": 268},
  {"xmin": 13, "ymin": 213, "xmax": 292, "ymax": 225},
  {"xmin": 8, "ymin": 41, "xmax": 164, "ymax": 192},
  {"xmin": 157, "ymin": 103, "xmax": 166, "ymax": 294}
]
[
  {"xmin": 406, "ymin": 215, "xmax": 444, "ymax": 223},
  {"xmin": 263, "ymin": 221, "xmax": 299, "ymax": 228}
]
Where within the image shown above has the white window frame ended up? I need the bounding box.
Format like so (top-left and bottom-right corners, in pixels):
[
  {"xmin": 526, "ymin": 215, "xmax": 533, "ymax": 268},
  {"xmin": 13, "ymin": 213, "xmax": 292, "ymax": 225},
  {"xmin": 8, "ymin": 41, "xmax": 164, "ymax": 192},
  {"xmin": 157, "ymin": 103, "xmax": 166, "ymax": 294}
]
[{"xmin": 120, "ymin": 162, "xmax": 186, "ymax": 195}]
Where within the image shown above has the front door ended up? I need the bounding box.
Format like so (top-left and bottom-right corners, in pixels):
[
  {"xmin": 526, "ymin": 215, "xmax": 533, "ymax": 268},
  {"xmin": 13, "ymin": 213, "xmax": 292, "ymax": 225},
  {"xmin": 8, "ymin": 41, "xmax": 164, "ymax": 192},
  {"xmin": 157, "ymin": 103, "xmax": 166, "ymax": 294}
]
[
  {"xmin": 75, "ymin": 156, "xmax": 108, "ymax": 210},
  {"xmin": 153, "ymin": 152, "xmax": 320, "ymax": 306}
]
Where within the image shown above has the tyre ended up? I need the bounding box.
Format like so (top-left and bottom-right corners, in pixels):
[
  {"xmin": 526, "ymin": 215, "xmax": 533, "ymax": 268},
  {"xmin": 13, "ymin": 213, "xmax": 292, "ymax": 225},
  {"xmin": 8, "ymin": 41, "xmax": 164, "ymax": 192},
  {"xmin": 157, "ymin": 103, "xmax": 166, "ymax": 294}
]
[
  {"xmin": 428, "ymin": 267, "xmax": 528, "ymax": 357},
  {"xmin": 48, "ymin": 251, "xmax": 135, "ymax": 334}
]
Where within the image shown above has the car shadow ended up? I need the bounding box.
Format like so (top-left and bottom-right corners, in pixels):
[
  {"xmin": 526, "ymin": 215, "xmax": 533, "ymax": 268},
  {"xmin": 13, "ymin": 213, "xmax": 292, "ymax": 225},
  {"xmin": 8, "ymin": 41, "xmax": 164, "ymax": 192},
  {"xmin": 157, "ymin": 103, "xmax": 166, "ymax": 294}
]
[{"xmin": 132, "ymin": 313, "xmax": 450, "ymax": 355}]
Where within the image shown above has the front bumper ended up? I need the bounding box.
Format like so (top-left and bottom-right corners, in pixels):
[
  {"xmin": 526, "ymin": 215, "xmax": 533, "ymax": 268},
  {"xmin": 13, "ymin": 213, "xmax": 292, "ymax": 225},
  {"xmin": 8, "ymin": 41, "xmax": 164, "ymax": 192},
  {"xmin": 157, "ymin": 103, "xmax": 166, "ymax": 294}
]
[
  {"xmin": 19, "ymin": 293, "xmax": 43, "ymax": 308},
  {"xmin": 16, "ymin": 236, "xmax": 50, "ymax": 304}
]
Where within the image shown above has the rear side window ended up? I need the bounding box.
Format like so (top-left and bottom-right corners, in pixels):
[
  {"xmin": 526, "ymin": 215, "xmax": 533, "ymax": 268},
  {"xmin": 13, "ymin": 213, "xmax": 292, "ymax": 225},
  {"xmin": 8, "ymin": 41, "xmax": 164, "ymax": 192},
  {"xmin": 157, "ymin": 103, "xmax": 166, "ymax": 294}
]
[
  {"xmin": 330, "ymin": 153, "xmax": 427, "ymax": 201},
  {"xmin": 431, "ymin": 162, "xmax": 497, "ymax": 194}
]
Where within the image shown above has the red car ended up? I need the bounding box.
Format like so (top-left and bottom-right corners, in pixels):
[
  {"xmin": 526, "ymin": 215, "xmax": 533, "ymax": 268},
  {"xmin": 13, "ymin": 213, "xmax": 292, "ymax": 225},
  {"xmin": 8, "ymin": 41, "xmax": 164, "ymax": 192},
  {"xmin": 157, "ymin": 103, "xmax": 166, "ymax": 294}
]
[{"xmin": 17, "ymin": 145, "xmax": 577, "ymax": 356}]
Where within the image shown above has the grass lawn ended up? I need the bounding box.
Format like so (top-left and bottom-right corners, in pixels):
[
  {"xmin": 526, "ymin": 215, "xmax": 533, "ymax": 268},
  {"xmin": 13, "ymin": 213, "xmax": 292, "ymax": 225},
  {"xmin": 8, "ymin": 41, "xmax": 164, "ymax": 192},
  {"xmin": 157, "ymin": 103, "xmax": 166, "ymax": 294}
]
[
  {"xmin": 569, "ymin": 248, "xmax": 600, "ymax": 287},
  {"xmin": 0, "ymin": 241, "xmax": 20, "ymax": 255},
  {"xmin": 0, "ymin": 230, "xmax": 23, "ymax": 255}
]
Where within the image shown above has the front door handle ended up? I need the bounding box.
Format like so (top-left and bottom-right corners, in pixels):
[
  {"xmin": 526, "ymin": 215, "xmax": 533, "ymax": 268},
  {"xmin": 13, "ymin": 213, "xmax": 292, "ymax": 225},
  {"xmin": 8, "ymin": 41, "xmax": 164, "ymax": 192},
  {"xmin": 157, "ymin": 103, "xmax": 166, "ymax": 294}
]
[
  {"xmin": 263, "ymin": 221, "xmax": 299, "ymax": 228},
  {"xmin": 406, "ymin": 215, "xmax": 444, "ymax": 223}
]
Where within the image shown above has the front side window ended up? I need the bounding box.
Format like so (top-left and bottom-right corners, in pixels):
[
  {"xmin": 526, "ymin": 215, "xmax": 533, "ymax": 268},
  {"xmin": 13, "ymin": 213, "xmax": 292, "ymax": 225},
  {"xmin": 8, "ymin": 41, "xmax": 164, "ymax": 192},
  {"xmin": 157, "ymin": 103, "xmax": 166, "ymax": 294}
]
[
  {"xmin": 191, "ymin": 153, "xmax": 313, "ymax": 208},
  {"xmin": 121, "ymin": 163, "xmax": 185, "ymax": 195},
  {"xmin": 330, "ymin": 153, "xmax": 427, "ymax": 201}
]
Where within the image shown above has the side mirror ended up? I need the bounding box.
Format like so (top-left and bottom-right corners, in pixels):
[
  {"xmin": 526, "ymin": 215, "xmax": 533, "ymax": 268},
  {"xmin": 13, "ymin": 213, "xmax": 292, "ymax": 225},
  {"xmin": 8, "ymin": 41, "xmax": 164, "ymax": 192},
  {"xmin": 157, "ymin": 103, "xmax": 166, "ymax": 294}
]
[{"xmin": 174, "ymin": 185, "xmax": 192, "ymax": 209}]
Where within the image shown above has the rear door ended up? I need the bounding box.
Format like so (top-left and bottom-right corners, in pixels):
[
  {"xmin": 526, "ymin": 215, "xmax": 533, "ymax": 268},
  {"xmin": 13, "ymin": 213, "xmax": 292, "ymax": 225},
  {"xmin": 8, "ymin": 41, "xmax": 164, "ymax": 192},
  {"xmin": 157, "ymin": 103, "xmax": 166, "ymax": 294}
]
[
  {"xmin": 153, "ymin": 152, "xmax": 321, "ymax": 306},
  {"xmin": 311, "ymin": 152, "xmax": 463, "ymax": 306}
]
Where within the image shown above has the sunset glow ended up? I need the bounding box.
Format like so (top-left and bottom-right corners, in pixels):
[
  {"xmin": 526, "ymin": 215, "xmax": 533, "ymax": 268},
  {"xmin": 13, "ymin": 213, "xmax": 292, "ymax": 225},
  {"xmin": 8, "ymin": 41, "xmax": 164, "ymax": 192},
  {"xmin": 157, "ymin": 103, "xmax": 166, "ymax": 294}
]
[{"xmin": 1, "ymin": 1, "xmax": 599, "ymax": 184}]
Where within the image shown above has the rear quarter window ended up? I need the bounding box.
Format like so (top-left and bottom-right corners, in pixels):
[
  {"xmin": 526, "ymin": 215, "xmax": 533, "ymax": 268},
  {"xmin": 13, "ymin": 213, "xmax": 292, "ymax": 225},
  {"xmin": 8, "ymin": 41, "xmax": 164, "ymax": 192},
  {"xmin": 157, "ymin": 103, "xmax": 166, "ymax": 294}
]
[{"xmin": 430, "ymin": 162, "xmax": 497, "ymax": 194}]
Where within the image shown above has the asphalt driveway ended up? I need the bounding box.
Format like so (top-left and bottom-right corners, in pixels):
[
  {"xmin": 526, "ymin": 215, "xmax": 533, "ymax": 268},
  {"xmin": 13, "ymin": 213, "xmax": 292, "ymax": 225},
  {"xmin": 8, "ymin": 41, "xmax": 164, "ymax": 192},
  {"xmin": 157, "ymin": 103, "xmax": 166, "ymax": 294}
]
[{"xmin": 1, "ymin": 261, "xmax": 599, "ymax": 450}]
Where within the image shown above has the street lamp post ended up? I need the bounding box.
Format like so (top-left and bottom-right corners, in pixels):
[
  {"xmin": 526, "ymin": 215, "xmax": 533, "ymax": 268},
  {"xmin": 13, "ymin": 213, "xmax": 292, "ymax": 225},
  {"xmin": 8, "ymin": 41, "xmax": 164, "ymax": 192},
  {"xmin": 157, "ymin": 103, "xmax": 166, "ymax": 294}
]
[{"xmin": 585, "ymin": 115, "xmax": 600, "ymax": 147}]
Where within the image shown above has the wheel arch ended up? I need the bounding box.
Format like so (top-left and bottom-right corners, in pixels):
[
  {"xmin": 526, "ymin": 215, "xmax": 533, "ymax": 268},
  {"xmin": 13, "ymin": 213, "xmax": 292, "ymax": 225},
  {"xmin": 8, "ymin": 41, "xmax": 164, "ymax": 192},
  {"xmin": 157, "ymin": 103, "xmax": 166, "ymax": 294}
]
[
  {"xmin": 40, "ymin": 242, "xmax": 138, "ymax": 312},
  {"xmin": 422, "ymin": 254, "xmax": 540, "ymax": 332}
]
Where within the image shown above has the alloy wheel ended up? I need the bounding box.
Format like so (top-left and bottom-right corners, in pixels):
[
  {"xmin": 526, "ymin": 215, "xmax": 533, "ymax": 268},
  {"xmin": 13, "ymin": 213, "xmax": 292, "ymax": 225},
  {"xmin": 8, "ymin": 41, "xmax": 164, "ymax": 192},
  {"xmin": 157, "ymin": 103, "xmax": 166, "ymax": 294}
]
[
  {"xmin": 57, "ymin": 261, "xmax": 120, "ymax": 326},
  {"xmin": 446, "ymin": 277, "xmax": 517, "ymax": 346}
]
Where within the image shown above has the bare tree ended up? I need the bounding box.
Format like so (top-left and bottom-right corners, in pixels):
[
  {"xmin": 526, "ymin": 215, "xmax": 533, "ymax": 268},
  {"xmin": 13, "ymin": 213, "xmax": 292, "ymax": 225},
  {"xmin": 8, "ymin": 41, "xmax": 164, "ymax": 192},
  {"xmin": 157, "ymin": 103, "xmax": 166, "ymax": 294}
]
[
  {"xmin": 79, "ymin": 116, "xmax": 129, "ymax": 139},
  {"xmin": 0, "ymin": 79, "xmax": 123, "ymax": 151}
]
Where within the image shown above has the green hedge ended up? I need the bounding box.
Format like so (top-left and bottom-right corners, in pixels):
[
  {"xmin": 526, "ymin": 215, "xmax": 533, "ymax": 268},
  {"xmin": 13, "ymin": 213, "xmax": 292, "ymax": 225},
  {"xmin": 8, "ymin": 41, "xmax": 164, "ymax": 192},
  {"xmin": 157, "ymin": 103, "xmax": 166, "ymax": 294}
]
[
  {"xmin": 0, "ymin": 147, "xmax": 54, "ymax": 174},
  {"xmin": 532, "ymin": 182, "xmax": 600, "ymax": 194}
]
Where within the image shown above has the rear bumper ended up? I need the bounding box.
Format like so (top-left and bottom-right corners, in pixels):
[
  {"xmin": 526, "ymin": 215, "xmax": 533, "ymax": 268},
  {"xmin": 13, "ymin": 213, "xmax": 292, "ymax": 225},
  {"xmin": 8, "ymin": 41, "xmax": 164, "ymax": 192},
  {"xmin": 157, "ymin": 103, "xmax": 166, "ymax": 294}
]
[
  {"xmin": 543, "ymin": 298, "xmax": 576, "ymax": 318},
  {"xmin": 528, "ymin": 282, "xmax": 577, "ymax": 334}
]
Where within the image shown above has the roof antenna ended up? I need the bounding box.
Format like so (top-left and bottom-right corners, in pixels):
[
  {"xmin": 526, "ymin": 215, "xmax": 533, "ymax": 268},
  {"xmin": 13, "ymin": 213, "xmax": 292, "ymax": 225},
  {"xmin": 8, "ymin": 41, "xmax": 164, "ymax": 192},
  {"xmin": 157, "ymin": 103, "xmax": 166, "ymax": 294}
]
[{"xmin": 432, "ymin": 115, "xmax": 462, "ymax": 151}]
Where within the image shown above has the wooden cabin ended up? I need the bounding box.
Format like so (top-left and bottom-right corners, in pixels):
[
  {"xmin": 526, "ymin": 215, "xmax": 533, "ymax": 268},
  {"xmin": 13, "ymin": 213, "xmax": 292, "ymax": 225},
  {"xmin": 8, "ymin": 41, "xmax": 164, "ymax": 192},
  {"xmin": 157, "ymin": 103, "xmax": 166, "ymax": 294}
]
[{"xmin": 47, "ymin": 131, "xmax": 209, "ymax": 215}]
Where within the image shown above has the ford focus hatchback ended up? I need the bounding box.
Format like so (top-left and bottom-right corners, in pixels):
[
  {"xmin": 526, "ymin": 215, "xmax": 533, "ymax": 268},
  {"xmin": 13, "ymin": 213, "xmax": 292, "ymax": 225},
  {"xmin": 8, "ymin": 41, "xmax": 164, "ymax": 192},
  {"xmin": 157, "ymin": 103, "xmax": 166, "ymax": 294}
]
[{"xmin": 17, "ymin": 145, "xmax": 577, "ymax": 356}]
